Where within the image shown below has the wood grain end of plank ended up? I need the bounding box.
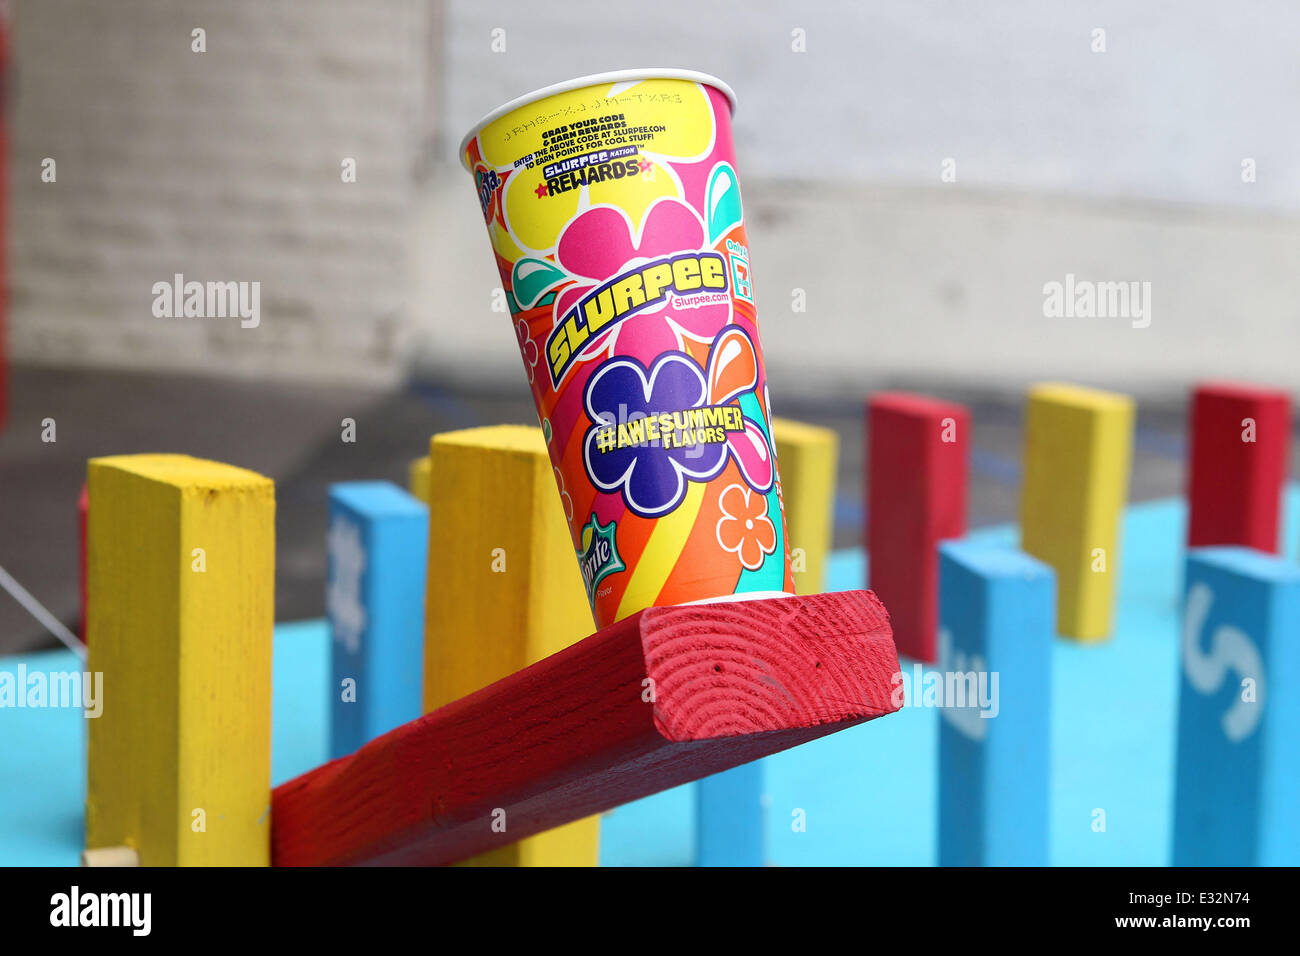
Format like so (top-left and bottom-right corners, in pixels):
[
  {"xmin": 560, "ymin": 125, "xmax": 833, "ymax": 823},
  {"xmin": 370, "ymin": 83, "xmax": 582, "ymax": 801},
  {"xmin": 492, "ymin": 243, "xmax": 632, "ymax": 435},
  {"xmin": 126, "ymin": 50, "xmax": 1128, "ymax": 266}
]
[{"xmin": 642, "ymin": 590, "xmax": 900, "ymax": 743}]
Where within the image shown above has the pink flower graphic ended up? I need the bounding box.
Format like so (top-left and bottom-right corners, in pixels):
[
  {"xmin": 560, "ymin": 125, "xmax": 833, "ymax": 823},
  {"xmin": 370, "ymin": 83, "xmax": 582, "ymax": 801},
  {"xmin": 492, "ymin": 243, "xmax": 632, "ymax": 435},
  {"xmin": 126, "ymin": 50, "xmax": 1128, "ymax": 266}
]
[{"xmin": 552, "ymin": 199, "xmax": 732, "ymax": 368}]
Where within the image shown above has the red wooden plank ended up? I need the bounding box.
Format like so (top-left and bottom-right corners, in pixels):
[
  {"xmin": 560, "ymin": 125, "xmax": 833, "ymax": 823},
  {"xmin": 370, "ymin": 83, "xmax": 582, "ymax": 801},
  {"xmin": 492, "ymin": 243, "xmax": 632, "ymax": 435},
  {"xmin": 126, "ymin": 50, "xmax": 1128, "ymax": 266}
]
[
  {"xmin": 866, "ymin": 392, "xmax": 970, "ymax": 663},
  {"xmin": 1187, "ymin": 382, "xmax": 1291, "ymax": 553},
  {"xmin": 272, "ymin": 589, "xmax": 900, "ymax": 866}
]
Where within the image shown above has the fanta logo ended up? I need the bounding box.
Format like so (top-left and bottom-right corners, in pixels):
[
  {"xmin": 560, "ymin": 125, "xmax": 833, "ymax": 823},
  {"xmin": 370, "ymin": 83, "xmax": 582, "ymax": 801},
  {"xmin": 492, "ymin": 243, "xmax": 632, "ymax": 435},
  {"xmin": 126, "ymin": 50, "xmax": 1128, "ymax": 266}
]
[
  {"xmin": 546, "ymin": 252, "xmax": 728, "ymax": 387},
  {"xmin": 475, "ymin": 167, "xmax": 500, "ymax": 223}
]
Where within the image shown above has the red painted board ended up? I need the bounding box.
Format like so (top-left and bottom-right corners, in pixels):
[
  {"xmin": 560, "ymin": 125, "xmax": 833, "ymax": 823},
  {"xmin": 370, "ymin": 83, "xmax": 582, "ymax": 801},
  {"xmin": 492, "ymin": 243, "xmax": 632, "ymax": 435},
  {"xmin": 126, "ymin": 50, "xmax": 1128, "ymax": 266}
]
[
  {"xmin": 866, "ymin": 392, "xmax": 970, "ymax": 663},
  {"xmin": 1187, "ymin": 382, "xmax": 1291, "ymax": 553},
  {"xmin": 271, "ymin": 589, "xmax": 900, "ymax": 867}
]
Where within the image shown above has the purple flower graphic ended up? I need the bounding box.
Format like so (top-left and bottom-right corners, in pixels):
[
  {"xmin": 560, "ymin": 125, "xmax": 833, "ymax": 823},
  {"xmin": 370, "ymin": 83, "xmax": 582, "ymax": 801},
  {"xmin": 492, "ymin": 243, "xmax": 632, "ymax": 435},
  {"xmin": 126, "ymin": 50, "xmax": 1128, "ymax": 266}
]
[{"xmin": 583, "ymin": 352, "xmax": 729, "ymax": 517}]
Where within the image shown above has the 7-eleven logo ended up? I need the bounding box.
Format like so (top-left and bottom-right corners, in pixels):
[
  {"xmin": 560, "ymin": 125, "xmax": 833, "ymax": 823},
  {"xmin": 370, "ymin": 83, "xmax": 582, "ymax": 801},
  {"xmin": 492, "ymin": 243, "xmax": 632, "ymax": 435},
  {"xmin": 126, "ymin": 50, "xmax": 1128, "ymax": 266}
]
[{"xmin": 729, "ymin": 253, "xmax": 753, "ymax": 302}]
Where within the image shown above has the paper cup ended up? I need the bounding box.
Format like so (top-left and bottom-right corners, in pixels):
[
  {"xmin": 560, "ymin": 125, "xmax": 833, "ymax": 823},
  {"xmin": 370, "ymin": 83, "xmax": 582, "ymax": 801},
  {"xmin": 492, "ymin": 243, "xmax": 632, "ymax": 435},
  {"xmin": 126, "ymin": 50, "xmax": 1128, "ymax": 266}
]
[{"xmin": 460, "ymin": 69, "xmax": 791, "ymax": 628}]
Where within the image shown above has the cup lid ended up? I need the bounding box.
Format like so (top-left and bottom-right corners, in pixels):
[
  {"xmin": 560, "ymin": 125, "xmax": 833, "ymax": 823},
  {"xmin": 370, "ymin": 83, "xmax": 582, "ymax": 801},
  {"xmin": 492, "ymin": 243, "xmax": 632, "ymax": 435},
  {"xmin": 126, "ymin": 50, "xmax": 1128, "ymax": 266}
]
[{"xmin": 457, "ymin": 68, "xmax": 736, "ymax": 171}]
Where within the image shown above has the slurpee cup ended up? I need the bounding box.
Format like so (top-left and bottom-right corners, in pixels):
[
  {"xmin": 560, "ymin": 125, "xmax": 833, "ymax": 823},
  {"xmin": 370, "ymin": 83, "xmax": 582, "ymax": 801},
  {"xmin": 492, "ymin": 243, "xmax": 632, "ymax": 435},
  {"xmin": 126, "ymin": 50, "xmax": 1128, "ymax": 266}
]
[{"xmin": 460, "ymin": 70, "xmax": 792, "ymax": 629}]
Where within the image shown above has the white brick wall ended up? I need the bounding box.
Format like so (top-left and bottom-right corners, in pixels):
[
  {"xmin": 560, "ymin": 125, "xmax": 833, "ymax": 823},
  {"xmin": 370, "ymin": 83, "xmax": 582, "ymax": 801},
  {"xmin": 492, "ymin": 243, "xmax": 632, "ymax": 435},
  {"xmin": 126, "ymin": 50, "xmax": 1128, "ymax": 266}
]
[
  {"xmin": 444, "ymin": 0, "xmax": 1300, "ymax": 211},
  {"xmin": 9, "ymin": 0, "xmax": 436, "ymax": 385},
  {"xmin": 8, "ymin": 0, "xmax": 1297, "ymax": 394},
  {"xmin": 408, "ymin": 174, "xmax": 1300, "ymax": 401}
]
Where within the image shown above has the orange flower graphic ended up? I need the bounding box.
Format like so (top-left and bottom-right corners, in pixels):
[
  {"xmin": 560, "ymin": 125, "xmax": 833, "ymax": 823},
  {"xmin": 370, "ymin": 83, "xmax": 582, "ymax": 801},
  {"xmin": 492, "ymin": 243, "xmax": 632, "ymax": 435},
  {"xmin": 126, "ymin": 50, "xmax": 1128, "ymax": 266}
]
[{"xmin": 715, "ymin": 483, "xmax": 776, "ymax": 571}]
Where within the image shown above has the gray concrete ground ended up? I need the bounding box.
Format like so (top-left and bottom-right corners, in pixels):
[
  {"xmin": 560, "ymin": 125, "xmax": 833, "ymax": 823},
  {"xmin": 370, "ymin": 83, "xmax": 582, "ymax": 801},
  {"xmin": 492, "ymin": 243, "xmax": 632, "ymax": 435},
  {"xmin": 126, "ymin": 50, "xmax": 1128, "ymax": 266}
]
[{"xmin": 2, "ymin": 362, "xmax": 1264, "ymax": 657}]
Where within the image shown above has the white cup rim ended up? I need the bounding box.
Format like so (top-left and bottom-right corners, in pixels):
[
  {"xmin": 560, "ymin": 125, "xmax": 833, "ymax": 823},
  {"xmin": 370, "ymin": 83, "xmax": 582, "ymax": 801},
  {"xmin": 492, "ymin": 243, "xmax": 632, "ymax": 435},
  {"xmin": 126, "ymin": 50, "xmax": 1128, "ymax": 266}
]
[{"xmin": 457, "ymin": 69, "xmax": 736, "ymax": 171}]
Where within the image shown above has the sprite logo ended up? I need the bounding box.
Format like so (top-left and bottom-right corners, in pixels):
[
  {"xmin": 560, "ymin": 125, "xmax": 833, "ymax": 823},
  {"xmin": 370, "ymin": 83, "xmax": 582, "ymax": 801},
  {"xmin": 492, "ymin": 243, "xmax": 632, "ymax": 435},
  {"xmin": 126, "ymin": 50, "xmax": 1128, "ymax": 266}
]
[{"xmin": 578, "ymin": 515, "xmax": 624, "ymax": 604}]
